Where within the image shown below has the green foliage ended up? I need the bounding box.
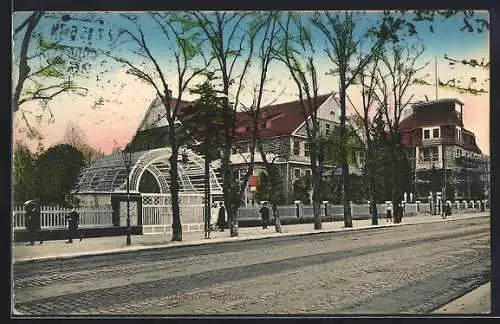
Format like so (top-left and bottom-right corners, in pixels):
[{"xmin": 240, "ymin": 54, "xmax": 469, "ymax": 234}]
[
  {"xmin": 323, "ymin": 123, "xmax": 363, "ymax": 167},
  {"xmin": 292, "ymin": 176, "xmax": 311, "ymax": 204},
  {"xmin": 183, "ymin": 80, "xmax": 228, "ymax": 159},
  {"xmin": 12, "ymin": 142, "xmax": 38, "ymax": 206},
  {"xmin": 35, "ymin": 144, "xmax": 85, "ymax": 206},
  {"xmin": 254, "ymin": 170, "xmax": 286, "ymax": 204}
]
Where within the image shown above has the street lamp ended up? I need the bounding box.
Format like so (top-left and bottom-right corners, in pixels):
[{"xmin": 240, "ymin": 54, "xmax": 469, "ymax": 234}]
[{"xmin": 122, "ymin": 149, "xmax": 133, "ymax": 246}]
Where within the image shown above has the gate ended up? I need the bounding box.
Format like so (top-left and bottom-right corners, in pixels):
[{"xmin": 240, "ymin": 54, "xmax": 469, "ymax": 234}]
[{"xmin": 141, "ymin": 193, "xmax": 205, "ymax": 235}]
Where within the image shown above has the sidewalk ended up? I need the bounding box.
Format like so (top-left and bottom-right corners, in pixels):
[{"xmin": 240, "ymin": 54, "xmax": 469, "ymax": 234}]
[
  {"xmin": 432, "ymin": 282, "xmax": 491, "ymax": 314},
  {"xmin": 12, "ymin": 212, "xmax": 489, "ymax": 264}
]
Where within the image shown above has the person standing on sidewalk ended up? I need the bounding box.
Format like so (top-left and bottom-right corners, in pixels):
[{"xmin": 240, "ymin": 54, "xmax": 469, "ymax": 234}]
[
  {"xmin": 65, "ymin": 207, "xmax": 81, "ymax": 243},
  {"xmin": 24, "ymin": 200, "xmax": 43, "ymax": 246},
  {"xmin": 217, "ymin": 202, "xmax": 226, "ymax": 232},
  {"xmin": 385, "ymin": 202, "xmax": 392, "ymax": 222},
  {"xmin": 259, "ymin": 202, "xmax": 270, "ymax": 230}
]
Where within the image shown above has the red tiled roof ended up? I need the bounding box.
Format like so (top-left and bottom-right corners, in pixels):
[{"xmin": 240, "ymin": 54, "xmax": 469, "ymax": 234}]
[
  {"xmin": 234, "ymin": 94, "xmax": 332, "ymax": 141},
  {"xmin": 399, "ymin": 104, "xmax": 482, "ymax": 154},
  {"xmin": 399, "ymin": 106, "xmax": 464, "ymax": 130}
]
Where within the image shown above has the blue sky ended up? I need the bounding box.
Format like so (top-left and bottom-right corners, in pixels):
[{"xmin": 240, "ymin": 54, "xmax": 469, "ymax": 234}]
[{"xmin": 12, "ymin": 11, "xmax": 490, "ymax": 154}]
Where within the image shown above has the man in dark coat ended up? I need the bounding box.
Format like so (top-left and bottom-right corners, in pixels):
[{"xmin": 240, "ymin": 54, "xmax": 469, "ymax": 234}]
[
  {"xmin": 65, "ymin": 208, "xmax": 81, "ymax": 243},
  {"xmin": 24, "ymin": 200, "xmax": 42, "ymax": 246},
  {"xmin": 217, "ymin": 202, "xmax": 226, "ymax": 232},
  {"xmin": 259, "ymin": 202, "xmax": 270, "ymax": 230}
]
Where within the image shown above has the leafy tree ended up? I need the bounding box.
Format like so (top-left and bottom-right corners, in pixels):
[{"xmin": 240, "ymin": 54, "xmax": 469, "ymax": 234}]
[
  {"xmin": 292, "ymin": 177, "xmax": 311, "ymax": 205},
  {"xmin": 183, "ymin": 80, "xmax": 227, "ymax": 237},
  {"xmin": 108, "ymin": 12, "xmax": 210, "ymax": 241},
  {"xmin": 13, "ymin": 12, "xmax": 89, "ymax": 139},
  {"xmin": 12, "ymin": 141, "xmax": 38, "ymax": 206},
  {"xmin": 34, "ymin": 144, "xmax": 85, "ymax": 206}
]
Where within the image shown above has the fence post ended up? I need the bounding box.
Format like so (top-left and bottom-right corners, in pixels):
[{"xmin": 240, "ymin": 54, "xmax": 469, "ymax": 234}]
[
  {"xmin": 322, "ymin": 201, "xmax": 329, "ymax": 217},
  {"xmin": 294, "ymin": 200, "xmax": 302, "ymax": 218}
]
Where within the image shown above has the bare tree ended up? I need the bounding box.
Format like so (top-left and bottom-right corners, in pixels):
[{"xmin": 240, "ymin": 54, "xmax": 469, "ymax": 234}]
[
  {"xmin": 311, "ymin": 11, "xmax": 401, "ymax": 227},
  {"xmin": 374, "ymin": 43, "xmax": 427, "ymax": 222},
  {"xmin": 61, "ymin": 121, "xmax": 105, "ymax": 165},
  {"xmin": 187, "ymin": 11, "xmax": 270, "ymax": 237},
  {"xmin": 347, "ymin": 54, "xmax": 384, "ymax": 225},
  {"xmin": 273, "ymin": 12, "xmax": 325, "ymax": 230},
  {"xmin": 108, "ymin": 12, "xmax": 210, "ymax": 241}
]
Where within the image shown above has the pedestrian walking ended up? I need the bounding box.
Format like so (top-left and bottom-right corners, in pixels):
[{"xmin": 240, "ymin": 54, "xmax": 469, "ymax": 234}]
[
  {"xmin": 217, "ymin": 202, "xmax": 226, "ymax": 232},
  {"xmin": 385, "ymin": 202, "xmax": 392, "ymax": 222},
  {"xmin": 24, "ymin": 200, "xmax": 43, "ymax": 246},
  {"xmin": 65, "ymin": 207, "xmax": 81, "ymax": 243},
  {"xmin": 259, "ymin": 202, "xmax": 270, "ymax": 230}
]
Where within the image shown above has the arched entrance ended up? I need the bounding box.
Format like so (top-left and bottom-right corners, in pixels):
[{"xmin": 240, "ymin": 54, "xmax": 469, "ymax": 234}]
[{"xmin": 73, "ymin": 147, "xmax": 223, "ymax": 234}]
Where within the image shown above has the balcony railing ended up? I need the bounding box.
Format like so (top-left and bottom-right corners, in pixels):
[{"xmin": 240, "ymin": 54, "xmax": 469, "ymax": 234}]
[{"xmin": 418, "ymin": 154, "xmax": 439, "ymax": 163}]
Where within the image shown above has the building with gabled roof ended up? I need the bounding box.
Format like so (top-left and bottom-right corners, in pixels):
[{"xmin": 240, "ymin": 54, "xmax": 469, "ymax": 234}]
[
  {"xmin": 399, "ymin": 98, "xmax": 489, "ymax": 201},
  {"xmin": 227, "ymin": 92, "xmax": 364, "ymax": 205}
]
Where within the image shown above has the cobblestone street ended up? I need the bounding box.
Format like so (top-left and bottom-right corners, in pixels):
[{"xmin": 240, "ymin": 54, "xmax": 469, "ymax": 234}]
[{"xmin": 13, "ymin": 216, "xmax": 490, "ymax": 315}]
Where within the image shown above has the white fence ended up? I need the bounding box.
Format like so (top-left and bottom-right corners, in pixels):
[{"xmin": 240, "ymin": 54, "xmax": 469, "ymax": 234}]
[{"xmin": 13, "ymin": 205, "xmax": 113, "ymax": 230}]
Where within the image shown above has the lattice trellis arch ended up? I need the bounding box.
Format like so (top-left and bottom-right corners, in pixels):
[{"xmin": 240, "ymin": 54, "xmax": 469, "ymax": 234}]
[{"xmin": 73, "ymin": 147, "xmax": 223, "ymax": 195}]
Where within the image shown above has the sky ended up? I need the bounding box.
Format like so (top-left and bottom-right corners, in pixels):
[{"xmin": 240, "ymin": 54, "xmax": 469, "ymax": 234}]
[{"xmin": 12, "ymin": 10, "xmax": 490, "ymax": 155}]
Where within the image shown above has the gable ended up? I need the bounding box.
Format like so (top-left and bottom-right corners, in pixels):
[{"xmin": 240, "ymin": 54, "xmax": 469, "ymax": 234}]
[
  {"xmin": 136, "ymin": 97, "xmax": 193, "ymax": 133},
  {"xmin": 292, "ymin": 93, "xmax": 341, "ymax": 136}
]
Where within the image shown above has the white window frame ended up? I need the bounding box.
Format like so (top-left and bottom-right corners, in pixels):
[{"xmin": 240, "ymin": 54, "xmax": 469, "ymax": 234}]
[
  {"xmin": 432, "ymin": 128, "xmax": 440, "ymax": 139},
  {"xmin": 293, "ymin": 140, "xmax": 300, "ymax": 156},
  {"xmin": 294, "ymin": 168, "xmax": 301, "ymax": 180},
  {"xmin": 423, "ymin": 127, "xmax": 439, "ymax": 140}
]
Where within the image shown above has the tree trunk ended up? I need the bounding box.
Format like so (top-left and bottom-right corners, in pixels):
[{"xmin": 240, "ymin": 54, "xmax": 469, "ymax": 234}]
[
  {"xmin": 204, "ymin": 141, "xmax": 211, "ymax": 239},
  {"xmin": 339, "ymin": 83, "xmax": 352, "ymax": 227},
  {"xmin": 369, "ymin": 185, "xmax": 378, "ymax": 225},
  {"xmin": 13, "ymin": 12, "xmax": 42, "ymax": 112},
  {"xmin": 391, "ymin": 134, "xmax": 400, "ymax": 224},
  {"xmin": 169, "ymin": 130, "xmax": 182, "ymax": 241},
  {"xmin": 312, "ymin": 151, "xmax": 323, "ymax": 230}
]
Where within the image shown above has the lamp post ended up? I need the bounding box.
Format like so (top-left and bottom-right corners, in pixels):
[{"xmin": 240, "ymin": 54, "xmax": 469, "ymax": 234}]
[{"xmin": 122, "ymin": 149, "xmax": 133, "ymax": 246}]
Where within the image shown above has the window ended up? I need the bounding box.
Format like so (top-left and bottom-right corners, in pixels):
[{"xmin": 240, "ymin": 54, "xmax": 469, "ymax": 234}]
[
  {"xmin": 432, "ymin": 128, "xmax": 440, "ymax": 138},
  {"xmin": 424, "ymin": 129, "xmax": 430, "ymax": 139},
  {"xmin": 456, "ymin": 128, "xmax": 462, "ymax": 141},
  {"xmin": 456, "ymin": 149, "xmax": 460, "ymax": 157},
  {"xmin": 325, "ymin": 123, "xmax": 331, "ymax": 135},
  {"xmin": 304, "ymin": 143, "xmax": 310, "ymax": 157},
  {"xmin": 232, "ymin": 147, "xmax": 237, "ymax": 155},
  {"xmin": 294, "ymin": 168, "xmax": 301, "ymax": 180},
  {"xmin": 293, "ymin": 141, "xmax": 300, "ymax": 155},
  {"xmin": 305, "ymin": 169, "xmax": 311, "ymax": 180},
  {"xmin": 420, "ymin": 146, "xmax": 439, "ymax": 162}
]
